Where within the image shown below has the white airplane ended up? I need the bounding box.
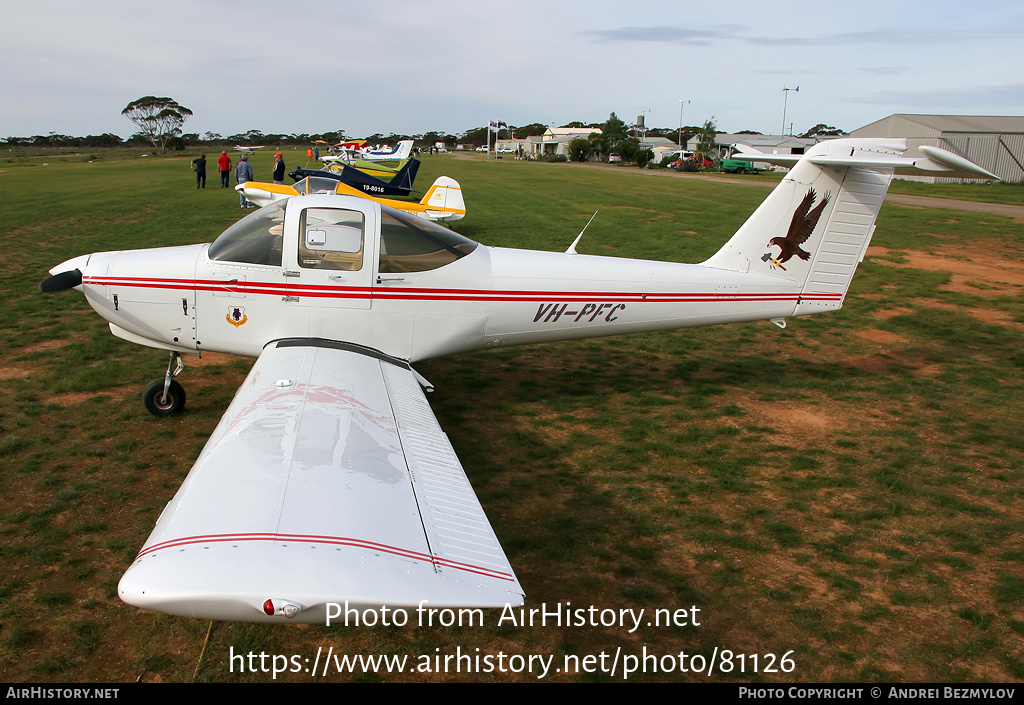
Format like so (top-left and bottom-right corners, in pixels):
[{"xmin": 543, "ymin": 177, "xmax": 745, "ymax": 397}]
[
  {"xmin": 40, "ymin": 139, "xmax": 994, "ymax": 624},
  {"xmin": 234, "ymin": 145, "xmax": 266, "ymax": 155},
  {"xmin": 357, "ymin": 139, "xmax": 415, "ymax": 162}
]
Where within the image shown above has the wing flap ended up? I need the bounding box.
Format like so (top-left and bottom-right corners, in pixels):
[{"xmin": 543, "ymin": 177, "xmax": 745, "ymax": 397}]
[{"xmin": 119, "ymin": 339, "xmax": 523, "ymax": 623}]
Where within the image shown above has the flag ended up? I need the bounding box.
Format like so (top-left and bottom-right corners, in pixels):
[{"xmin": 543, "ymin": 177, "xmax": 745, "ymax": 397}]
[{"xmin": 489, "ymin": 120, "xmax": 507, "ymax": 131}]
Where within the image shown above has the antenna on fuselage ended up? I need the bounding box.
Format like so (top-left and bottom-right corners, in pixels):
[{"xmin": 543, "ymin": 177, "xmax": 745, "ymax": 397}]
[{"xmin": 566, "ymin": 211, "xmax": 598, "ymax": 255}]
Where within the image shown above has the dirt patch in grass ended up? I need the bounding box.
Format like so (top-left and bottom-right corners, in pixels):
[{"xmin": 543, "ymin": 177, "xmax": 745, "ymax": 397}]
[
  {"xmin": 846, "ymin": 354, "xmax": 895, "ymax": 374},
  {"xmin": 20, "ymin": 339, "xmax": 69, "ymax": 354},
  {"xmin": 856, "ymin": 328, "xmax": 906, "ymax": 344},
  {"xmin": 0, "ymin": 365, "xmax": 33, "ymax": 380},
  {"xmin": 873, "ymin": 306, "xmax": 913, "ymax": 320},
  {"xmin": 869, "ymin": 246, "xmax": 1024, "ymax": 296},
  {"xmin": 731, "ymin": 396, "xmax": 881, "ymax": 441},
  {"xmin": 970, "ymin": 308, "xmax": 1020, "ymax": 326},
  {"xmin": 46, "ymin": 384, "xmax": 137, "ymax": 406}
]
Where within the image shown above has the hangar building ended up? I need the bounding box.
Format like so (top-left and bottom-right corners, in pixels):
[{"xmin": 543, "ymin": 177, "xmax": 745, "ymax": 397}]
[{"xmin": 851, "ymin": 114, "xmax": 1024, "ymax": 182}]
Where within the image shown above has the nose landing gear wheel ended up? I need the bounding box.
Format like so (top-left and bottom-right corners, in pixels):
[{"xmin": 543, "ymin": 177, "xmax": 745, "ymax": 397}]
[{"xmin": 143, "ymin": 378, "xmax": 186, "ymax": 416}]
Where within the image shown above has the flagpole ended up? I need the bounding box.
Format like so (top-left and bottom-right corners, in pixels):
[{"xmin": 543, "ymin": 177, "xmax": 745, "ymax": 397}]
[{"xmin": 487, "ymin": 120, "xmax": 491, "ymax": 160}]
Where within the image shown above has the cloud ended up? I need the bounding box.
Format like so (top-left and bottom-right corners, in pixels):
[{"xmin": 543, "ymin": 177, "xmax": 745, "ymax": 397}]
[
  {"xmin": 585, "ymin": 25, "xmax": 743, "ymax": 44},
  {"xmin": 587, "ymin": 25, "xmax": 1024, "ymax": 48}
]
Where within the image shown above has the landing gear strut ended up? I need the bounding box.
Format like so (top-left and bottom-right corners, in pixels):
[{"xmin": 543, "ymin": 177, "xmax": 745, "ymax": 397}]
[{"xmin": 143, "ymin": 352, "xmax": 186, "ymax": 416}]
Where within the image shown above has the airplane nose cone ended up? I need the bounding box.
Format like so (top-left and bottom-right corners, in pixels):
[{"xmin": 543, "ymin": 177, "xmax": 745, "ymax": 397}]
[
  {"xmin": 40, "ymin": 254, "xmax": 92, "ymax": 292},
  {"xmin": 39, "ymin": 269, "xmax": 83, "ymax": 292}
]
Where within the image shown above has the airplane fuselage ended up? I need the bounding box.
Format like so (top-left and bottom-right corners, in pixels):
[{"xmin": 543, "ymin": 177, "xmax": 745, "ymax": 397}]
[{"xmin": 67, "ymin": 237, "xmax": 815, "ymax": 366}]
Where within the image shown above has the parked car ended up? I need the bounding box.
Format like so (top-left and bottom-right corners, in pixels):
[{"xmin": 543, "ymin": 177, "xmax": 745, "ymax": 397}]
[
  {"xmin": 475, "ymin": 145, "xmax": 489, "ymax": 153},
  {"xmin": 608, "ymin": 153, "xmax": 622, "ymax": 163},
  {"xmin": 720, "ymin": 157, "xmax": 758, "ymax": 174}
]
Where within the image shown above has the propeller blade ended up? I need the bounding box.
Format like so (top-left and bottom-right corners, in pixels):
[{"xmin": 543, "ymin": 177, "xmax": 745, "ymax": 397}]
[{"xmin": 39, "ymin": 269, "xmax": 83, "ymax": 292}]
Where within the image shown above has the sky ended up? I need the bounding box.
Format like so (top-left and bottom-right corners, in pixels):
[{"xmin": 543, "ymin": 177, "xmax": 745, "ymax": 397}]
[{"xmin": 3, "ymin": 0, "xmax": 1023, "ymax": 141}]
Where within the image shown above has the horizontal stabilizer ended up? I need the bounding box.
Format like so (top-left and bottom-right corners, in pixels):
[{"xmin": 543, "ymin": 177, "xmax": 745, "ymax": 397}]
[{"xmin": 734, "ymin": 141, "xmax": 998, "ymax": 180}]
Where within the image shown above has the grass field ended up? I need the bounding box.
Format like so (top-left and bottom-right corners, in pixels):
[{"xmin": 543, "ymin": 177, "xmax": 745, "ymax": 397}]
[{"xmin": 1, "ymin": 150, "xmax": 1022, "ymax": 682}]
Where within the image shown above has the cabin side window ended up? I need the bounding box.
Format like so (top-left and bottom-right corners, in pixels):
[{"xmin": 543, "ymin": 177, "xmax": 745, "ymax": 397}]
[
  {"xmin": 298, "ymin": 208, "xmax": 365, "ymax": 271},
  {"xmin": 378, "ymin": 207, "xmax": 478, "ymax": 273}
]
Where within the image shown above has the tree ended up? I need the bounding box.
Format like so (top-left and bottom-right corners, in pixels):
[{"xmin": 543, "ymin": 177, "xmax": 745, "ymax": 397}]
[
  {"xmin": 587, "ymin": 112, "xmax": 630, "ymax": 159},
  {"xmin": 601, "ymin": 112, "xmax": 629, "ymax": 144},
  {"xmin": 121, "ymin": 97, "xmax": 192, "ymax": 154},
  {"xmin": 635, "ymin": 148, "xmax": 655, "ymax": 169},
  {"xmin": 799, "ymin": 123, "xmax": 844, "ymax": 138},
  {"xmin": 568, "ymin": 137, "xmax": 591, "ymax": 162},
  {"xmin": 461, "ymin": 126, "xmax": 490, "ymax": 146},
  {"xmin": 514, "ymin": 123, "xmax": 548, "ymax": 138},
  {"xmin": 697, "ymin": 117, "xmax": 718, "ymax": 162}
]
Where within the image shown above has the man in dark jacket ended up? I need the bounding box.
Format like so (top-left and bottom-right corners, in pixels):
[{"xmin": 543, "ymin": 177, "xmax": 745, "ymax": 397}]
[
  {"xmin": 273, "ymin": 153, "xmax": 285, "ymax": 184},
  {"xmin": 191, "ymin": 154, "xmax": 206, "ymax": 188},
  {"xmin": 235, "ymin": 154, "xmax": 255, "ymax": 208}
]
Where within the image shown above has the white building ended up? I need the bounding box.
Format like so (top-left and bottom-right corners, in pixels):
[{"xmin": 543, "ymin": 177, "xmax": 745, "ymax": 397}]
[
  {"xmin": 688, "ymin": 133, "xmax": 829, "ymax": 159},
  {"xmin": 541, "ymin": 126, "xmax": 602, "ymax": 141}
]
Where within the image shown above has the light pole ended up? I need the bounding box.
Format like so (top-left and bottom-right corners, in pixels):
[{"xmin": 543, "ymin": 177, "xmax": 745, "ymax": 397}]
[
  {"xmin": 678, "ymin": 99, "xmax": 690, "ymax": 150},
  {"xmin": 782, "ymin": 86, "xmax": 799, "ymax": 136}
]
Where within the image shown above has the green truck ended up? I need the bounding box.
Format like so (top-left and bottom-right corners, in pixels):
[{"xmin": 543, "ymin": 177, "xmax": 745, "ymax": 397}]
[{"xmin": 719, "ymin": 157, "xmax": 758, "ymax": 174}]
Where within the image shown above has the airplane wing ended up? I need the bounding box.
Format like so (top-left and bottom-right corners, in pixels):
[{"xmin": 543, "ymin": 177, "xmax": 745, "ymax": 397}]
[{"xmin": 118, "ymin": 338, "xmax": 524, "ymax": 623}]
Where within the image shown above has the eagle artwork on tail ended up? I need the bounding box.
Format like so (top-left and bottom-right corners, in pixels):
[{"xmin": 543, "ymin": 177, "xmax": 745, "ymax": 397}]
[{"xmin": 762, "ymin": 188, "xmax": 831, "ymax": 271}]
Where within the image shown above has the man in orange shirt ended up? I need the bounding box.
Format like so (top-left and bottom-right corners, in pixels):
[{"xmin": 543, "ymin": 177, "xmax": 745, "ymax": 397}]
[{"xmin": 217, "ymin": 151, "xmax": 233, "ymax": 188}]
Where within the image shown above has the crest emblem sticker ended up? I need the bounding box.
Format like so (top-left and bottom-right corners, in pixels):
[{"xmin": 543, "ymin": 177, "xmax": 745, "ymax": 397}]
[{"xmin": 226, "ymin": 306, "xmax": 248, "ymax": 327}]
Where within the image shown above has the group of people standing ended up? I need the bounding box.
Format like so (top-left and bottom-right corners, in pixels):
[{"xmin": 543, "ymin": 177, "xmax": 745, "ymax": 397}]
[{"xmin": 191, "ymin": 151, "xmax": 286, "ymax": 208}]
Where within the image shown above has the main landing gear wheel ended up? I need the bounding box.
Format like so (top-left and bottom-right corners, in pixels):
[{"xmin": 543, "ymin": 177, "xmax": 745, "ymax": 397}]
[{"xmin": 143, "ymin": 378, "xmax": 186, "ymax": 416}]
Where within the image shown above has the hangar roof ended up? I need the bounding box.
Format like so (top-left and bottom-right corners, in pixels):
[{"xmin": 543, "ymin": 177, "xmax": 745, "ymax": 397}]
[{"xmin": 855, "ymin": 114, "xmax": 1024, "ymax": 136}]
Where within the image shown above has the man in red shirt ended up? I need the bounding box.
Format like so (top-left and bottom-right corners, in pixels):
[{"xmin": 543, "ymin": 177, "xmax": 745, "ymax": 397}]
[{"xmin": 217, "ymin": 151, "xmax": 233, "ymax": 188}]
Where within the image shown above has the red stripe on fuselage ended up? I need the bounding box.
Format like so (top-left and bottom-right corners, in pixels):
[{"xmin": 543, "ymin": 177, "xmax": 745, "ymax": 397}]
[{"xmin": 83, "ymin": 275, "xmax": 842, "ymax": 303}]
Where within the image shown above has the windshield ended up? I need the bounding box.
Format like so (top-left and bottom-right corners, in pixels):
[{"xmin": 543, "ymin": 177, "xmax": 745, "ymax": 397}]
[
  {"xmin": 378, "ymin": 205, "xmax": 478, "ymax": 273},
  {"xmin": 293, "ymin": 177, "xmax": 343, "ymax": 195},
  {"xmin": 208, "ymin": 201, "xmax": 287, "ymax": 266}
]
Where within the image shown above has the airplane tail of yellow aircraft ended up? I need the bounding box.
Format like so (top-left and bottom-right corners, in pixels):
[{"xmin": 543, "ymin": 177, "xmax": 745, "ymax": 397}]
[
  {"xmin": 418, "ymin": 176, "xmax": 465, "ymax": 221},
  {"xmin": 238, "ymin": 175, "xmax": 466, "ymax": 222}
]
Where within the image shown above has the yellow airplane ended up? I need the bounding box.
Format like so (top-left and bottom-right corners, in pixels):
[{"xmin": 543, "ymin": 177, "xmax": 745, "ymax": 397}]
[{"xmin": 238, "ymin": 174, "xmax": 466, "ymax": 222}]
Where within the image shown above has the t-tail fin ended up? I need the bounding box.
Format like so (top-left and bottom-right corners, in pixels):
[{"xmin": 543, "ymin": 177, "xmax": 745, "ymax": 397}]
[
  {"xmin": 703, "ymin": 138, "xmax": 995, "ymax": 317},
  {"xmin": 389, "ymin": 158, "xmax": 421, "ymax": 192}
]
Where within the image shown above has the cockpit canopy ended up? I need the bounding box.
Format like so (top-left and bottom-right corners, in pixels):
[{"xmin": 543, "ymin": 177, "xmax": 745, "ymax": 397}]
[
  {"xmin": 292, "ymin": 176, "xmax": 345, "ymax": 196},
  {"xmin": 207, "ymin": 199, "xmax": 478, "ymax": 273}
]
